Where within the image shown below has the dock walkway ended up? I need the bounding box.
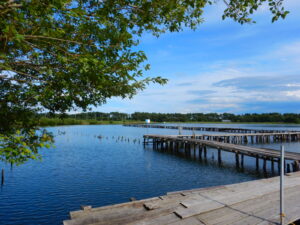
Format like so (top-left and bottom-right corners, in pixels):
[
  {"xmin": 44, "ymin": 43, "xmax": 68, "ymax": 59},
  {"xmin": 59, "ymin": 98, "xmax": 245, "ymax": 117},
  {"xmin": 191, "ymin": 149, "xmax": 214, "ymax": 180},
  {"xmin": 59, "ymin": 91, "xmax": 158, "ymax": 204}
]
[
  {"xmin": 144, "ymin": 132, "xmax": 300, "ymax": 144},
  {"xmin": 64, "ymin": 172, "xmax": 300, "ymax": 225},
  {"xmin": 124, "ymin": 124, "xmax": 300, "ymax": 134},
  {"xmin": 143, "ymin": 134, "xmax": 300, "ymax": 172}
]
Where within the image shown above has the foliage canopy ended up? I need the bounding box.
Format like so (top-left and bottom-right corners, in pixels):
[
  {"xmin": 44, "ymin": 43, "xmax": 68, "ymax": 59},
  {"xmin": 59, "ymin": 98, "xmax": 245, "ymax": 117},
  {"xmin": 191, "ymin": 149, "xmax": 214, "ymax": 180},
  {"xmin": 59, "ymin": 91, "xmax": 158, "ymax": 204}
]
[{"xmin": 0, "ymin": 0, "xmax": 289, "ymax": 165}]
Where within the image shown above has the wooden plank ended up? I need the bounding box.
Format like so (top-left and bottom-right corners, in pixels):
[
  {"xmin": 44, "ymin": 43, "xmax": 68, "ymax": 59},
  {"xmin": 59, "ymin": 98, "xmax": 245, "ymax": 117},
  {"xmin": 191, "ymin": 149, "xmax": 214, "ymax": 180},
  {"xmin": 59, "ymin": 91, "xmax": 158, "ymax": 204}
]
[
  {"xmin": 66, "ymin": 194, "xmax": 189, "ymax": 225},
  {"xmin": 167, "ymin": 185, "xmax": 225, "ymax": 196},
  {"xmin": 64, "ymin": 206, "xmax": 147, "ymax": 225},
  {"xmin": 174, "ymin": 175, "xmax": 300, "ymax": 220},
  {"xmin": 254, "ymin": 187, "xmax": 300, "ymax": 225},
  {"xmin": 198, "ymin": 189, "xmax": 280, "ymax": 225},
  {"xmin": 174, "ymin": 198, "xmax": 224, "ymax": 219},
  {"xmin": 70, "ymin": 197, "xmax": 160, "ymax": 219},
  {"xmin": 167, "ymin": 217, "xmax": 205, "ymax": 225},
  {"xmin": 64, "ymin": 172, "xmax": 300, "ymax": 225},
  {"xmin": 127, "ymin": 213, "xmax": 180, "ymax": 225},
  {"xmin": 144, "ymin": 202, "xmax": 161, "ymax": 210},
  {"xmin": 199, "ymin": 184, "xmax": 300, "ymax": 225}
]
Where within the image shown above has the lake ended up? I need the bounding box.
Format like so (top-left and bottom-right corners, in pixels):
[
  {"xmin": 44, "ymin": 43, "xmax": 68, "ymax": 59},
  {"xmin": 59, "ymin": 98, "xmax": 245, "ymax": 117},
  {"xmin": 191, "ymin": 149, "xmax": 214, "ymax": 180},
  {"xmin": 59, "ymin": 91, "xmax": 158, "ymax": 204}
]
[{"xmin": 1, "ymin": 123, "xmax": 300, "ymax": 225}]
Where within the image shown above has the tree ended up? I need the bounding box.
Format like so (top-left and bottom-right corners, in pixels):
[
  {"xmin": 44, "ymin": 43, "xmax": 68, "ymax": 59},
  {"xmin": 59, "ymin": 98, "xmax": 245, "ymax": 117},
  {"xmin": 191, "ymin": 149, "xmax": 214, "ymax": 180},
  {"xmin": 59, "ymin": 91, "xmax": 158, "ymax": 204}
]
[{"xmin": 0, "ymin": 0, "xmax": 289, "ymax": 166}]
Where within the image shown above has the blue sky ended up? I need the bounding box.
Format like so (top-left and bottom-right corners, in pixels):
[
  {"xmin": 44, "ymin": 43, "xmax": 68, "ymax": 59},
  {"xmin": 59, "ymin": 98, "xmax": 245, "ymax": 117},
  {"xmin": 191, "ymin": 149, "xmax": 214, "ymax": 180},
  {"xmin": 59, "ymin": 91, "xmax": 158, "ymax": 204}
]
[{"xmin": 96, "ymin": 0, "xmax": 300, "ymax": 114}]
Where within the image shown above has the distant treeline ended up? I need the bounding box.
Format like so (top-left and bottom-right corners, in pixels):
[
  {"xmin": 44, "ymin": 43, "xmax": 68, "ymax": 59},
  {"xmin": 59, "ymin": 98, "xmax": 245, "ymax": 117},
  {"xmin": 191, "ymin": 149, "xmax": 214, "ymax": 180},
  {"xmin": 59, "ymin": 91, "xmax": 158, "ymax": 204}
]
[{"xmin": 40, "ymin": 112, "xmax": 300, "ymax": 124}]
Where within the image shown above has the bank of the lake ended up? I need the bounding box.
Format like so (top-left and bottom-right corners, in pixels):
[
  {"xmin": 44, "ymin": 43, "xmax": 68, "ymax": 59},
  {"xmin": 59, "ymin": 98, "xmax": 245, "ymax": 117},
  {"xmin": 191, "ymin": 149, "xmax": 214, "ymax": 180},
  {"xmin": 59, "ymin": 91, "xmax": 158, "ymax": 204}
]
[
  {"xmin": 38, "ymin": 117, "xmax": 145, "ymax": 127},
  {"xmin": 37, "ymin": 117, "xmax": 300, "ymax": 127}
]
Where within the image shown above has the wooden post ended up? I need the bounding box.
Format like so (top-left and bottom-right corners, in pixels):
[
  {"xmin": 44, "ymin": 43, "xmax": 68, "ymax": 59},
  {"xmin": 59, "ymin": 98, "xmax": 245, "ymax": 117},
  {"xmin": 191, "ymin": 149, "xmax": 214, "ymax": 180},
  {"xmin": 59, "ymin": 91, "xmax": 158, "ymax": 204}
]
[
  {"xmin": 1, "ymin": 169, "xmax": 4, "ymax": 186},
  {"xmin": 235, "ymin": 152, "xmax": 240, "ymax": 168},
  {"xmin": 193, "ymin": 144, "xmax": 197, "ymax": 159},
  {"xmin": 199, "ymin": 145, "xmax": 203, "ymax": 159},
  {"xmin": 271, "ymin": 159, "xmax": 274, "ymax": 172},
  {"xmin": 287, "ymin": 164, "xmax": 291, "ymax": 173},
  {"xmin": 256, "ymin": 156, "xmax": 259, "ymax": 171},
  {"xmin": 218, "ymin": 148, "xmax": 222, "ymax": 164},
  {"xmin": 241, "ymin": 154, "xmax": 244, "ymax": 169},
  {"xmin": 294, "ymin": 160, "xmax": 300, "ymax": 172},
  {"xmin": 203, "ymin": 145, "xmax": 207, "ymax": 158},
  {"xmin": 284, "ymin": 160, "xmax": 286, "ymax": 174},
  {"xmin": 186, "ymin": 143, "xmax": 190, "ymax": 156},
  {"xmin": 188, "ymin": 143, "xmax": 191, "ymax": 157},
  {"xmin": 263, "ymin": 158, "xmax": 267, "ymax": 172}
]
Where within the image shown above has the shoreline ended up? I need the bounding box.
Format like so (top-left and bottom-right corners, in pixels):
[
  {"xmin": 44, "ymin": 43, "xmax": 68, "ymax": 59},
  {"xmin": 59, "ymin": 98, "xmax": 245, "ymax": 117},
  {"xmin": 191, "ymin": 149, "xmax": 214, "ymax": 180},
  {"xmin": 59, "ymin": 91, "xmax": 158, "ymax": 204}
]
[{"xmin": 38, "ymin": 119, "xmax": 300, "ymax": 127}]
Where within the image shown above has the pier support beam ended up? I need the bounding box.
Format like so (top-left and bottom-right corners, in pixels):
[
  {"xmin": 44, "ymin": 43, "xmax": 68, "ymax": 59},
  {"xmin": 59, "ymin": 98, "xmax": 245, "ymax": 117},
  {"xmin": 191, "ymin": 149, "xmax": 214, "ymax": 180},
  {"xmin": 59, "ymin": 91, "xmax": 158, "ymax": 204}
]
[
  {"xmin": 235, "ymin": 152, "xmax": 240, "ymax": 168},
  {"xmin": 287, "ymin": 164, "xmax": 291, "ymax": 173},
  {"xmin": 218, "ymin": 148, "xmax": 222, "ymax": 164},
  {"xmin": 1, "ymin": 169, "xmax": 4, "ymax": 186},
  {"xmin": 143, "ymin": 134, "xmax": 300, "ymax": 175},
  {"xmin": 263, "ymin": 158, "xmax": 267, "ymax": 173},
  {"xmin": 199, "ymin": 145, "xmax": 203, "ymax": 159},
  {"xmin": 293, "ymin": 160, "xmax": 299, "ymax": 172},
  {"xmin": 271, "ymin": 159, "xmax": 274, "ymax": 172},
  {"xmin": 241, "ymin": 154, "xmax": 244, "ymax": 169}
]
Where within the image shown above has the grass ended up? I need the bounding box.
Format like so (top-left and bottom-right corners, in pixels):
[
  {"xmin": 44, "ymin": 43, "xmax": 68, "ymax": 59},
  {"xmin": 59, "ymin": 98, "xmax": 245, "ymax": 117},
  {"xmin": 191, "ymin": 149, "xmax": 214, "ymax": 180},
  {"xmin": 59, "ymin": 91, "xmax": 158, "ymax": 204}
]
[{"xmin": 38, "ymin": 117, "xmax": 144, "ymax": 127}]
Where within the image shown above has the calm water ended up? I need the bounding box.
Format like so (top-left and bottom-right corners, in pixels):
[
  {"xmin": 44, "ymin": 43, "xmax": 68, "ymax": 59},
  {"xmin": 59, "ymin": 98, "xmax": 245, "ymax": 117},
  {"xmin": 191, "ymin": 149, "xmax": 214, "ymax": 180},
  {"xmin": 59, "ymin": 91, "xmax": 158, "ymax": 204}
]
[{"xmin": 1, "ymin": 123, "xmax": 300, "ymax": 225}]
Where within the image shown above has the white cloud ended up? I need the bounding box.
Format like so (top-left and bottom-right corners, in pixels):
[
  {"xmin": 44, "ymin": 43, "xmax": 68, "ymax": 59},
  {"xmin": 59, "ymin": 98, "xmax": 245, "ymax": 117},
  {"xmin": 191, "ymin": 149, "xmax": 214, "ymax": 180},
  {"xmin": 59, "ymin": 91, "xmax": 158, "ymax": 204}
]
[
  {"xmin": 286, "ymin": 84, "xmax": 300, "ymax": 87},
  {"xmin": 97, "ymin": 5, "xmax": 300, "ymax": 114},
  {"xmin": 285, "ymin": 90, "xmax": 300, "ymax": 98},
  {"xmin": 101, "ymin": 42, "xmax": 300, "ymax": 113}
]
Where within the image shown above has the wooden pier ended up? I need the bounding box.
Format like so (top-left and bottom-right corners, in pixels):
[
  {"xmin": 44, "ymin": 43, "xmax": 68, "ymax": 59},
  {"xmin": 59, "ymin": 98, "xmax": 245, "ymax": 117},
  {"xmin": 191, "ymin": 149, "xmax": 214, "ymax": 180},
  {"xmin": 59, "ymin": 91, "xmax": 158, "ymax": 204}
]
[
  {"xmin": 64, "ymin": 172, "xmax": 300, "ymax": 225},
  {"xmin": 143, "ymin": 134, "xmax": 300, "ymax": 173},
  {"xmin": 64, "ymin": 126, "xmax": 300, "ymax": 224},
  {"xmin": 124, "ymin": 124, "xmax": 300, "ymax": 134},
  {"xmin": 144, "ymin": 132, "xmax": 300, "ymax": 144}
]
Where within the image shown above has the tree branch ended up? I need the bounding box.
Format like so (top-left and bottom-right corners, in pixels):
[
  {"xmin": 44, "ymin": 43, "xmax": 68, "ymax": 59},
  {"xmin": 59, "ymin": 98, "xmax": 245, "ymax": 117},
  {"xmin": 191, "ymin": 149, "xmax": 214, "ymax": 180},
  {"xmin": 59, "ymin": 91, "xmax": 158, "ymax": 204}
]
[
  {"xmin": 1, "ymin": 65, "xmax": 44, "ymax": 81},
  {"xmin": 223, "ymin": 0, "xmax": 229, "ymax": 7},
  {"xmin": 22, "ymin": 35, "xmax": 120, "ymax": 49}
]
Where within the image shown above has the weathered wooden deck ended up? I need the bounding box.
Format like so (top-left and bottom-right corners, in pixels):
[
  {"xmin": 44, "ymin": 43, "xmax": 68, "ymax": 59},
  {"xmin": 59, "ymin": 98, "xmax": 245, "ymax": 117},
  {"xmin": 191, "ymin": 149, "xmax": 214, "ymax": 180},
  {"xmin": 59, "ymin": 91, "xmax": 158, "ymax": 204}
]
[{"xmin": 64, "ymin": 172, "xmax": 300, "ymax": 225}]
